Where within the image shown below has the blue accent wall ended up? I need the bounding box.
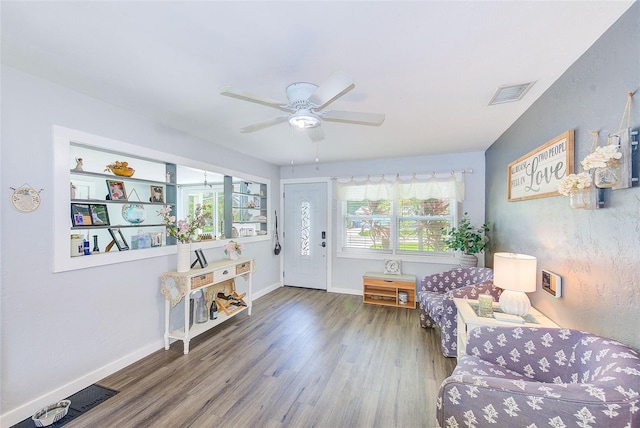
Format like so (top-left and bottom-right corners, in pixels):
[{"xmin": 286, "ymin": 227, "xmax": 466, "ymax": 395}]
[{"xmin": 485, "ymin": 3, "xmax": 640, "ymax": 349}]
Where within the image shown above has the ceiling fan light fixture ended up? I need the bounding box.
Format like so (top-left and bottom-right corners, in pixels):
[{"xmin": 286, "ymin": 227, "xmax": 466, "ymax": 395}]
[{"xmin": 289, "ymin": 110, "xmax": 321, "ymax": 129}]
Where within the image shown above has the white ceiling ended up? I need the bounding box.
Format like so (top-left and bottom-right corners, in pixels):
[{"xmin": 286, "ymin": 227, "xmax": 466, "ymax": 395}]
[{"xmin": 1, "ymin": 1, "xmax": 634, "ymax": 166}]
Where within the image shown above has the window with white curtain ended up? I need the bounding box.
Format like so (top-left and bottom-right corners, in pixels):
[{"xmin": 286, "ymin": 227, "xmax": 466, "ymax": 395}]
[{"xmin": 336, "ymin": 174, "xmax": 464, "ymax": 257}]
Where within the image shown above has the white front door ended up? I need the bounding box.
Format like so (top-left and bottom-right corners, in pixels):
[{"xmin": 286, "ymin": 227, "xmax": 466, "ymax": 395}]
[{"xmin": 283, "ymin": 182, "xmax": 328, "ymax": 290}]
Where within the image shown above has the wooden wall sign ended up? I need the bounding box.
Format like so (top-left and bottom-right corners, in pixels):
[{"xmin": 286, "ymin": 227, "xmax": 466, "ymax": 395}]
[{"xmin": 508, "ymin": 130, "xmax": 574, "ymax": 201}]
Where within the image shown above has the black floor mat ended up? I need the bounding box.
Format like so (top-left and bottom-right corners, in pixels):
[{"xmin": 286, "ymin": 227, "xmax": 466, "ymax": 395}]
[{"xmin": 12, "ymin": 384, "xmax": 118, "ymax": 428}]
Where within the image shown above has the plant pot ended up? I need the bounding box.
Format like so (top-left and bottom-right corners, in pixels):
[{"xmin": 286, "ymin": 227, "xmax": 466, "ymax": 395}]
[
  {"xmin": 228, "ymin": 251, "xmax": 238, "ymax": 260},
  {"xmin": 459, "ymin": 253, "xmax": 478, "ymax": 267}
]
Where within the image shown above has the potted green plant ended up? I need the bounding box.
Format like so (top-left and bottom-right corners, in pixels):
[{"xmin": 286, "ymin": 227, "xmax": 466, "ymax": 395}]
[{"xmin": 443, "ymin": 212, "xmax": 490, "ymax": 267}]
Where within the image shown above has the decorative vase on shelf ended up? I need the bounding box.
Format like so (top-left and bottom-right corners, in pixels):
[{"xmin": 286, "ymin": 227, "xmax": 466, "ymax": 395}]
[
  {"xmin": 194, "ymin": 290, "xmax": 208, "ymax": 324},
  {"xmin": 569, "ymin": 188, "xmax": 591, "ymax": 209},
  {"xmin": 176, "ymin": 242, "xmax": 191, "ymax": 272},
  {"xmin": 459, "ymin": 253, "xmax": 478, "ymax": 267},
  {"xmin": 228, "ymin": 251, "xmax": 238, "ymax": 260},
  {"xmin": 594, "ymin": 160, "xmax": 621, "ymax": 188}
]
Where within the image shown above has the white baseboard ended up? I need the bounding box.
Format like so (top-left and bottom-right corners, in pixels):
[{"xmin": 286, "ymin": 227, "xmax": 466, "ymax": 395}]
[
  {"xmin": 328, "ymin": 286, "xmax": 362, "ymax": 296},
  {"xmin": 0, "ymin": 340, "xmax": 164, "ymax": 428},
  {"xmin": 252, "ymin": 281, "xmax": 282, "ymax": 300}
]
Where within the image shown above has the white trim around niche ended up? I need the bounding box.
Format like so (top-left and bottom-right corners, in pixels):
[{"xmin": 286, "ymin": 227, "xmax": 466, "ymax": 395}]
[{"xmin": 53, "ymin": 125, "xmax": 270, "ymax": 272}]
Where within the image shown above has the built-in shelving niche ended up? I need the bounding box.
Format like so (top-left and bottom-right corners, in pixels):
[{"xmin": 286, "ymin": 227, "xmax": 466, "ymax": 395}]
[{"xmin": 53, "ymin": 125, "xmax": 270, "ymax": 272}]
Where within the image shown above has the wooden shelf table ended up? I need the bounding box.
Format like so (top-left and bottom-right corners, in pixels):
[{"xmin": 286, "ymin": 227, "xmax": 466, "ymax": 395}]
[
  {"xmin": 363, "ymin": 272, "xmax": 416, "ymax": 309},
  {"xmin": 161, "ymin": 257, "xmax": 253, "ymax": 354}
]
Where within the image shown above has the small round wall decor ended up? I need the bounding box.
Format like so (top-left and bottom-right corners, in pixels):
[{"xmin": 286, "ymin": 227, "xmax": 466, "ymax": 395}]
[{"xmin": 10, "ymin": 185, "xmax": 42, "ymax": 212}]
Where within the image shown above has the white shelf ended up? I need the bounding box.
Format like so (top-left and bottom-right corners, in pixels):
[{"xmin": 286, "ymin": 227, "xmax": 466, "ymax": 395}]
[
  {"xmin": 71, "ymin": 198, "xmax": 171, "ymax": 206},
  {"xmin": 70, "ymin": 169, "xmax": 176, "ymax": 186},
  {"xmin": 168, "ymin": 306, "xmax": 248, "ymax": 340}
]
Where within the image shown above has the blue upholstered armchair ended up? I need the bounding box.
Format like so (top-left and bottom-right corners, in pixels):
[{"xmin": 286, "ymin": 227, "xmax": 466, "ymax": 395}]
[
  {"xmin": 417, "ymin": 267, "xmax": 499, "ymax": 357},
  {"xmin": 437, "ymin": 326, "xmax": 640, "ymax": 427}
]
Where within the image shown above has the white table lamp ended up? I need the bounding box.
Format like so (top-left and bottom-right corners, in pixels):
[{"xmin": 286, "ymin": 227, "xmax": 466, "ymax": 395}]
[{"xmin": 494, "ymin": 252, "xmax": 537, "ymax": 316}]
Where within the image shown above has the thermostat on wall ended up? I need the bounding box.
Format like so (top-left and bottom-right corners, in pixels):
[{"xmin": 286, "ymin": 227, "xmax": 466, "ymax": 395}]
[{"xmin": 542, "ymin": 270, "xmax": 562, "ymax": 298}]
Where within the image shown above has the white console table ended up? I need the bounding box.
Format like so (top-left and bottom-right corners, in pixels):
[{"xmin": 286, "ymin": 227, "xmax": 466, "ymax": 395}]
[{"xmin": 161, "ymin": 257, "xmax": 253, "ymax": 354}]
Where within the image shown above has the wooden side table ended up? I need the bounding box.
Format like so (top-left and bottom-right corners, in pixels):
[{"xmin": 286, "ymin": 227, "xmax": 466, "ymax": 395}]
[
  {"xmin": 454, "ymin": 298, "xmax": 559, "ymax": 358},
  {"xmin": 161, "ymin": 257, "xmax": 253, "ymax": 354},
  {"xmin": 363, "ymin": 272, "xmax": 416, "ymax": 309}
]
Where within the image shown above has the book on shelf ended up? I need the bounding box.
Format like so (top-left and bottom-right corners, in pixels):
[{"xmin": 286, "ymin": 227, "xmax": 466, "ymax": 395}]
[{"xmin": 493, "ymin": 312, "xmax": 525, "ymax": 324}]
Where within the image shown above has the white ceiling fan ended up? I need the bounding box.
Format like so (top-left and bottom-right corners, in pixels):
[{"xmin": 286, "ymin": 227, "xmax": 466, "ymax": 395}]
[{"xmin": 219, "ymin": 71, "xmax": 385, "ymax": 142}]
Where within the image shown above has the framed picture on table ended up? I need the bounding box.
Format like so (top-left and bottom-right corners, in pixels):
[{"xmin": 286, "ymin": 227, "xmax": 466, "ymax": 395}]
[{"xmin": 191, "ymin": 248, "xmax": 208, "ymax": 269}]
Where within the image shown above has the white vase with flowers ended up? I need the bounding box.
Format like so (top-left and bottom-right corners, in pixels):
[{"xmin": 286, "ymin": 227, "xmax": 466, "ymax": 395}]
[
  {"xmin": 158, "ymin": 204, "xmax": 211, "ymax": 272},
  {"xmin": 224, "ymin": 240, "xmax": 244, "ymax": 260}
]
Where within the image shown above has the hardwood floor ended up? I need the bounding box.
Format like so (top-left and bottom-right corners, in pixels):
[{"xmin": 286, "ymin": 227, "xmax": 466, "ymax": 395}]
[{"xmin": 68, "ymin": 287, "xmax": 456, "ymax": 427}]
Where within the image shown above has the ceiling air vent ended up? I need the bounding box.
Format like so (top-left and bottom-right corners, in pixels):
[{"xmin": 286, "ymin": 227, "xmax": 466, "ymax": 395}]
[{"xmin": 488, "ymin": 82, "xmax": 536, "ymax": 105}]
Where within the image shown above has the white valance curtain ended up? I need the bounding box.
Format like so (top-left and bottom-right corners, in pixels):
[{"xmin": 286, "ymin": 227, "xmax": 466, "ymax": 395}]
[{"xmin": 335, "ymin": 173, "xmax": 466, "ymax": 202}]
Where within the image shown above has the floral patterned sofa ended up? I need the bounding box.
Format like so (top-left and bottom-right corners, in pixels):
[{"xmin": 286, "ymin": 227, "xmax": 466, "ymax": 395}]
[
  {"xmin": 418, "ymin": 267, "xmax": 499, "ymax": 357},
  {"xmin": 437, "ymin": 326, "xmax": 640, "ymax": 428}
]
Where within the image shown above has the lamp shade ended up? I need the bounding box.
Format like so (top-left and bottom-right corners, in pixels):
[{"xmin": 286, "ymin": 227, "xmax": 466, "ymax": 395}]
[{"xmin": 493, "ymin": 252, "xmax": 537, "ymax": 292}]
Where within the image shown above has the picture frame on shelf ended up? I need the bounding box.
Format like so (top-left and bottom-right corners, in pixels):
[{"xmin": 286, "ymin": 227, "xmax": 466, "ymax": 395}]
[
  {"xmin": 71, "ymin": 179, "xmax": 95, "ymax": 200},
  {"xmin": 150, "ymin": 232, "xmax": 163, "ymax": 247},
  {"xmin": 150, "ymin": 185, "xmax": 164, "ymax": 203},
  {"xmin": 384, "ymin": 259, "xmax": 402, "ymax": 275},
  {"xmin": 106, "ymin": 180, "xmax": 127, "ymax": 201},
  {"xmin": 71, "ymin": 203, "xmax": 92, "ymax": 226},
  {"xmin": 191, "ymin": 248, "xmax": 208, "ymax": 269},
  {"xmin": 89, "ymin": 204, "xmax": 110, "ymax": 226},
  {"xmin": 108, "ymin": 227, "xmax": 129, "ymax": 251},
  {"xmin": 252, "ymin": 195, "xmax": 260, "ymax": 209}
]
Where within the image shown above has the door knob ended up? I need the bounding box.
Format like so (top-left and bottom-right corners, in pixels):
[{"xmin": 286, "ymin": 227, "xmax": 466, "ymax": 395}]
[{"xmin": 320, "ymin": 242, "xmax": 326, "ymax": 247}]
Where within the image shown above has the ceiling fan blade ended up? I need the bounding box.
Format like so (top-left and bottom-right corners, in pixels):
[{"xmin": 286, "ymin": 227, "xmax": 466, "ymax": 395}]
[
  {"xmin": 240, "ymin": 116, "xmax": 289, "ymax": 133},
  {"xmin": 307, "ymin": 126, "xmax": 325, "ymax": 143},
  {"xmin": 308, "ymin": 71, "xmax": 355, "ymax": 109},
  {"xmin": 322, "ymin": 110, "xmax": 385, "ymax": 126},
  {"xmin": 220, "ymin": 86, "xmax": 292, "ymax": 112}
]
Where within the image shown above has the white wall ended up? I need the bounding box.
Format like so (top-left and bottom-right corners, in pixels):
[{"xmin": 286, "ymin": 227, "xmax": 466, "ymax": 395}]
[
  {"xmin": 0, "ymin": 66, "xmax": 281, "ymax": 425},
  {"xmin": 280, "ymin": 151, "xmax": 486, "ymax": 294}
]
